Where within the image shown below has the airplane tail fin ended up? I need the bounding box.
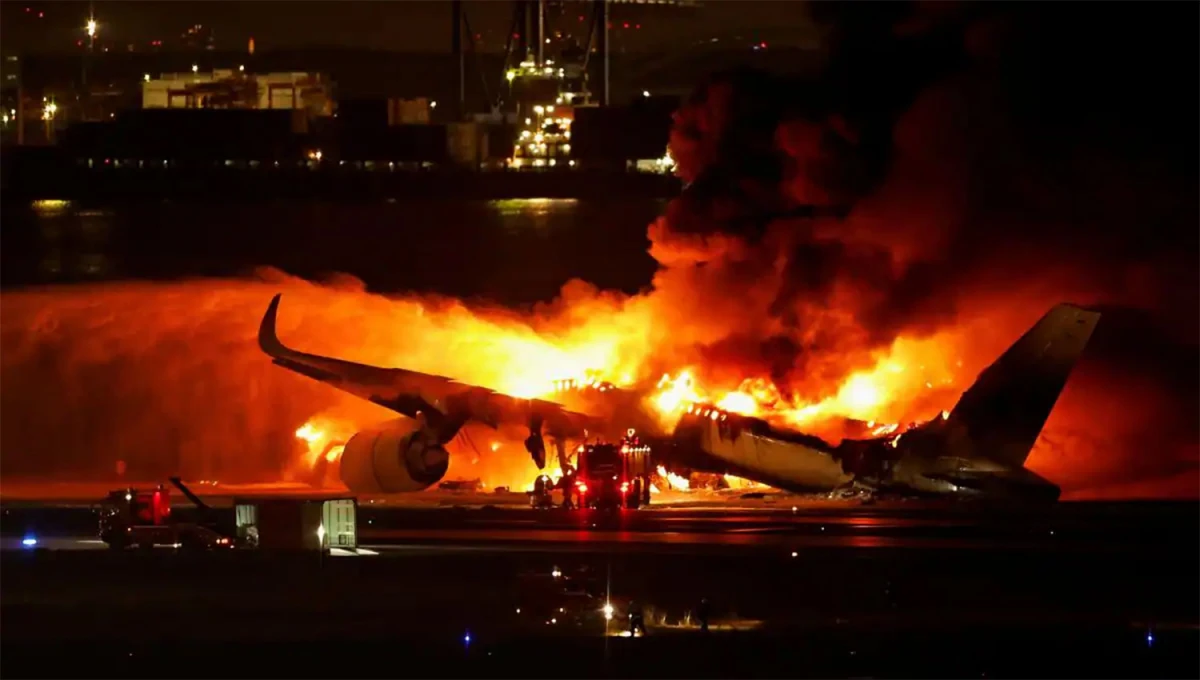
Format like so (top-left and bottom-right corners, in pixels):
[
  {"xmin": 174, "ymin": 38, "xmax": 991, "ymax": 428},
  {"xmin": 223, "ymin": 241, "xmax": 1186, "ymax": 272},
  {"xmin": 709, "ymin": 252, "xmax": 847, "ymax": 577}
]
[{"xmin": 946, "ymin": 303, "xmax": 1101, "ymax": 468}]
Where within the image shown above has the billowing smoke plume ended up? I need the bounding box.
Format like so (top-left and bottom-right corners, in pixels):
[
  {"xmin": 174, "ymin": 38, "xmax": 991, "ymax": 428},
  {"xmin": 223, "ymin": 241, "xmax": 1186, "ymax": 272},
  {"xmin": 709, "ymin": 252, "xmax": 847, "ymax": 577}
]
[
  {"xmin": 1, "ymin": 2, "xmax": 1195, "ymax": 497},
  {"xmin": 651, "ymin": 1, "xmax": 1198, "ymax": 496}
]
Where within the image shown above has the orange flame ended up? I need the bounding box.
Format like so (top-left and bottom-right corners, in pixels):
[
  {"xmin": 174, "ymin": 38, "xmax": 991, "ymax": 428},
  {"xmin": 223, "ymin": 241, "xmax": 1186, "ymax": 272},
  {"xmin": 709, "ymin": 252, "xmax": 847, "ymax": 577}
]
[
  {"xmin": 636, "ymin": 331, "xmax": 963, "ymax": 443},
  {"xmin": 4, "ymin": 259, "xmax": 1172, "ymax": 498},
  {"xmin": 293, "ymin": 417, "xmax": 354, "ymax": 467},
  {"xmin": 656, "ymin": 464, "xmax": 690, "ymax": 490},
  {"xmin": 723, "ymin": 473, "xmax": 767, "ymax": 490}
]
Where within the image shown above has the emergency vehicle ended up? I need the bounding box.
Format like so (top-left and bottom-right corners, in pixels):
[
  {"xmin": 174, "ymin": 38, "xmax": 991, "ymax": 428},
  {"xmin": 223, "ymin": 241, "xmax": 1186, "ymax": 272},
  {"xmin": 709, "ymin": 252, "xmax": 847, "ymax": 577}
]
[
  {"xmin": 98, "ymin": 480, "xmax": 234, "ymax": 550},
  {"xmin": 575, "ymin": 430, "xmax": 653, "ymax": 510}
]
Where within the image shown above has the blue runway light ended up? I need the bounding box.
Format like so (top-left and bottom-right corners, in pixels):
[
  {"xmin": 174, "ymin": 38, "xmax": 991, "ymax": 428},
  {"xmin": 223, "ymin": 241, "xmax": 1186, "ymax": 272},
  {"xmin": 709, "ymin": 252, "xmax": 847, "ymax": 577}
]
[
  {"xmin": 1146, "ymin": 630, "xmax": 1154, "ymax": 647},
  {"xmin": 22, "ymin": 536, "xmax": 37, "ymax": 547},
  {"xmin": 463, "ymin": 631, "xmax": 471, "ymax": 644}
]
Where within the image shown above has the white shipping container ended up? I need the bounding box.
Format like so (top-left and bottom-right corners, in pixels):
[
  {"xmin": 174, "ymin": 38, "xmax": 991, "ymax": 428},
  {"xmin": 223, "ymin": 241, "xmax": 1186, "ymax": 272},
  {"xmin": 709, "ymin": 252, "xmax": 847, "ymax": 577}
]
[
  {"xmin": 233, "ymin": 497, "xmax": 357, "ymax": 551},
  {"xmin": 322, "ymin": 499, "xmax": 357, "ymax": 549}
]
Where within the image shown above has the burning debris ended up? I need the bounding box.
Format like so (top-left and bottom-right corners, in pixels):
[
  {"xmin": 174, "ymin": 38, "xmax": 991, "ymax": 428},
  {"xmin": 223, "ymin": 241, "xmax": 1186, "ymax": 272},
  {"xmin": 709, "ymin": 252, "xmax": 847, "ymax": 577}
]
[{"xmin": 656, "ymin": 465, "xmax": 691, "ymax": 492}]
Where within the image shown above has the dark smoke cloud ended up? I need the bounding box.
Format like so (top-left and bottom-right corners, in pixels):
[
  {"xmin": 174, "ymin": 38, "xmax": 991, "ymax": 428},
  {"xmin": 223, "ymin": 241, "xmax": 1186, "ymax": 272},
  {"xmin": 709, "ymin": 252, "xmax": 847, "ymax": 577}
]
[{"xmin": 658, "ymin": 1, "xmax": 1198, "ymax": 491}]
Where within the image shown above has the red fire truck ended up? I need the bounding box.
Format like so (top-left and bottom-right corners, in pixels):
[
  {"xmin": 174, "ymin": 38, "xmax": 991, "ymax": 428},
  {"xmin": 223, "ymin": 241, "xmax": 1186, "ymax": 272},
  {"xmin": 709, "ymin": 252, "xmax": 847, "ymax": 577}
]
[
  {"xmin": 575, "ymin": 430, "xmax": 653, "ymax": 510},
  {"xmin": 98, "ymin": 481, "xmax": 234, "ymax": 550}
]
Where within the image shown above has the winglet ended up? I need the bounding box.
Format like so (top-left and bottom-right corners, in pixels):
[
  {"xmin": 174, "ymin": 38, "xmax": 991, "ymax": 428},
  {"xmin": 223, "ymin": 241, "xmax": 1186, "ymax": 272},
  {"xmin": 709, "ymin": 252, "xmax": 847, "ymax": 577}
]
[{"xmin": 258, "ymin": 293, "xmax": 288, "ymax": 358}]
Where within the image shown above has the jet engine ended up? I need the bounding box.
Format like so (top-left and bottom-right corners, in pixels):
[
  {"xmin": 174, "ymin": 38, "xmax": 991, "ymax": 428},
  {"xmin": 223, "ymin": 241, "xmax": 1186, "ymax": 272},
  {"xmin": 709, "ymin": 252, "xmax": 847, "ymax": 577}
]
[{"xmin": 339, "ymin": 419, "xmax": 450, "ymax": 493}]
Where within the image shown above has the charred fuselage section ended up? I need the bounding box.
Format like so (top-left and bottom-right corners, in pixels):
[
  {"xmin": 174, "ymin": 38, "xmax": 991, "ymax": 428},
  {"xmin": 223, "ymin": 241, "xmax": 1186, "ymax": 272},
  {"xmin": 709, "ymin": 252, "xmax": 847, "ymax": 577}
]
[{"xmin": 659, "ymin": 304, "xmax": 1101, "ymax": 501}]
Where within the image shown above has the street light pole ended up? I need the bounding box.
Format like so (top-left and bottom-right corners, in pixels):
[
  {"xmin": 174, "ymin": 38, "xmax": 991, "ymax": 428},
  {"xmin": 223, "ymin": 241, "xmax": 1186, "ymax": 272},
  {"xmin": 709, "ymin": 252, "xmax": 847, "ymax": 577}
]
[
  {"xmin": 84, "ymin": 3, "xmax": 97, "ymax": 88},
  {"xmin": 87, "ymin": 0, "xmax": 96, "ymax": 50}
]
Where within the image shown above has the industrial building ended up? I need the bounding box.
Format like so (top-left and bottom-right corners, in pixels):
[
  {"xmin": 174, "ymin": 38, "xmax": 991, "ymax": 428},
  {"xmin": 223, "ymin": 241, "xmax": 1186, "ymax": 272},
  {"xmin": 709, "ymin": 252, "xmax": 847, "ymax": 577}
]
[
  {"xmin": 142, "ymin": 68, "xmax": 333, "ymax": 117},
  {"xmin": 4, "ymin": 0, "xmax": 738, "ymax": 175}
]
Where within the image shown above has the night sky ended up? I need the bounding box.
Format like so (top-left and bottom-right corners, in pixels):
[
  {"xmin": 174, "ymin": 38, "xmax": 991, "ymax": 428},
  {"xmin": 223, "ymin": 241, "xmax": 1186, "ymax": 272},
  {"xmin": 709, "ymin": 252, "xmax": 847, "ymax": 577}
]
[{"xmin": 1, "ymin": 1, "xmax": 824, "ymax": 55}]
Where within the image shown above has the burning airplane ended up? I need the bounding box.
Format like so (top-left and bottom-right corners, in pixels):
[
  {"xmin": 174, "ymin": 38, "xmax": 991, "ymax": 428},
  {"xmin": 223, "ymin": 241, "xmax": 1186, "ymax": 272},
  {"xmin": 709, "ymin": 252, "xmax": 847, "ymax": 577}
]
[
  {"xmin": 5, "ymin": 7, "xmax": 1190, "ymax": 501},
  {"xmin": 260, "ymin": 293, "xmax": 1099, "ymax": 501}
]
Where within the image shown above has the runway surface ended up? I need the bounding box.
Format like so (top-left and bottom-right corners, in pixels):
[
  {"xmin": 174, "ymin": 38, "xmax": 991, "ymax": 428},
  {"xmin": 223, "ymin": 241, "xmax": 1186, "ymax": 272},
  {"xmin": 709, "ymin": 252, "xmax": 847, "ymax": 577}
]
[
  {"xmin": 3, "ymin": 493, "xmax": 1195, "ymax": 554},
  {"xmin": 3, "ymin": 492, "xmax": 1197, "ymax": 678}
]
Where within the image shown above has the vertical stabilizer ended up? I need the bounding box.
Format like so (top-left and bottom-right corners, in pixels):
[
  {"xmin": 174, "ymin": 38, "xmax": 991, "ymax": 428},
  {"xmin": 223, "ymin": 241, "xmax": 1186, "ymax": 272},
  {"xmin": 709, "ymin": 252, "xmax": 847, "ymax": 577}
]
[{"xmin": 947, "ymin": 304, "xmax": 1101, "ymax": 467}]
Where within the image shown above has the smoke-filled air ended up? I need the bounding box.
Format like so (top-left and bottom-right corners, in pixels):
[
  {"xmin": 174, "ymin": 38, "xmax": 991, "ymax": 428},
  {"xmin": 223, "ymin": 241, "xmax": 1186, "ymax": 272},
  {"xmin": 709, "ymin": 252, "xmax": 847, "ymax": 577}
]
[{"xmin": 2, "ymin": 3, "xmax": 1195, "ymax": 498}]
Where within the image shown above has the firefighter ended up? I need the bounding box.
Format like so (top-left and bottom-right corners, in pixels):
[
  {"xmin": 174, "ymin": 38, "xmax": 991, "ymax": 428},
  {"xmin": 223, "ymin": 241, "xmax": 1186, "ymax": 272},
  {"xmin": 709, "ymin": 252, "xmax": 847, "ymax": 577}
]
[
  {"xmin": 697, "ymin": 597, "xmax": 710, "ymax": 633},
  {"xmin": 532, "ymin": 474, "xmax": 548, "ymax": 508},
  {"xmin": 560, "ymin": 466, "xmax": 577, "ymax": 509},
  {"xmin": 628, "ymin": 600, "xmax": 646, "ymax": 636}
]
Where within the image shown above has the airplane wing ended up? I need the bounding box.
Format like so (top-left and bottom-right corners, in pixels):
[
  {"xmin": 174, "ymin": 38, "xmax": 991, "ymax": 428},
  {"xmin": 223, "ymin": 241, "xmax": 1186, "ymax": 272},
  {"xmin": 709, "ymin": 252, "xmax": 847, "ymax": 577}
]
[{"xmin": 258, "ymin": 293, "xmax": 600, "ymax": 466}]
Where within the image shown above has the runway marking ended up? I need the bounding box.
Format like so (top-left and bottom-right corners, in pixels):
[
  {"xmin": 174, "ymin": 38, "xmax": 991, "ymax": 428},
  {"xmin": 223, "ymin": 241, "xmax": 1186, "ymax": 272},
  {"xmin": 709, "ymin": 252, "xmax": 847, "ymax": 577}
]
[
  {"xmin": 464, "ymin": 519, "xmax": 542, "ymax": 525},
  {"xmin": 359, "ymin": 528, "xmax": 1051, "ymax": 550}
]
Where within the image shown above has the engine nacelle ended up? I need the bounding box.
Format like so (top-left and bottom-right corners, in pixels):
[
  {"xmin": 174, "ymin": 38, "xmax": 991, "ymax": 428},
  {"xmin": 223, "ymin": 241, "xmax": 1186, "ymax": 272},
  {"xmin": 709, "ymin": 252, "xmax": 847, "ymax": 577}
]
[{"xmin": 339, "ymin": 420, "xmax": 450, "ymax": 494}]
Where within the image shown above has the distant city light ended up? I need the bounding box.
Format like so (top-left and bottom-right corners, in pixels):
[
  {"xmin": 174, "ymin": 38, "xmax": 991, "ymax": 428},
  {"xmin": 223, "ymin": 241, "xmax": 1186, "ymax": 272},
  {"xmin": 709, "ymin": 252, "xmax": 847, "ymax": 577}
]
[
  {"xmin": 238, "ymin": 64, "xmax": 245, "ymax": 72},
  {"xmin": 429, "ymin": 100, "xmax": 437, "ymax": 109},
  {"xmin": 642, "ymin": 90, "xmax": 650, "ymax": 97},
  {"xmin": 143, "ymin": 73, "xmax": 150, "ymax": 82},
  {"xmin": 86, "ymin": 19, "xmax": 97, "ymax": 38},
  {"xmin": 191, "ymin": 64, "xmax": 199, "ymax": 73}
]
